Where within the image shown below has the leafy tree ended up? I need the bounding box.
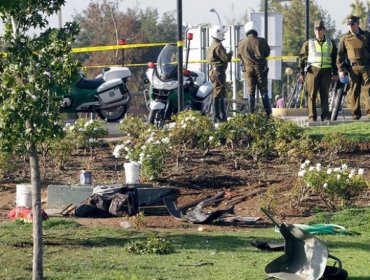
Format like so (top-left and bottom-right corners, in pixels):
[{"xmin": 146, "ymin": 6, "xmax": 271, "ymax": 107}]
[
  {"xmin": 348, "ymin": 0, "xmax": 370, "ymax": 30},
  {"xmin": 266, "ymin": 0, "xmax": 337, "ymax": 56},
  {"xmin": 0, "ymin": 1, "xmax": 80, "ymax": 279},
  {"xmin": 73, "ymin": 0, "xmax": 177, "ymax": 91}
]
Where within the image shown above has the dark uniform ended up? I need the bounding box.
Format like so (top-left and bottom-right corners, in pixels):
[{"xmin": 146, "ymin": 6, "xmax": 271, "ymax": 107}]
[
  {"xmin": 207, "ymin": 38, "xmax": 232, "ymax": 122},
  {"xmin": 237, "ymin": 27, "xmax": 271, "ymax": 116},
  {"xmin": 299, "ymin": 20, "xmax": 338, "ymax": 121},
  {"xmin": 337, "ymin": 15, "xmax": 370, "ymax": 119}
]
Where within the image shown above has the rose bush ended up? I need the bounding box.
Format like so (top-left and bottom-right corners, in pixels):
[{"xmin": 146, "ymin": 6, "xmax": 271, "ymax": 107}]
[{"xmin": 298, "ymin": 160, "xmax": 369, "ymax": 211}]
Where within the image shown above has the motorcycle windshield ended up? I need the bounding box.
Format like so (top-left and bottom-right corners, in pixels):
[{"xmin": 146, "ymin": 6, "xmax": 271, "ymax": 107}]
[{"xmin": 157, "ymin": 45, "xmax": 178, "ymax": 81}]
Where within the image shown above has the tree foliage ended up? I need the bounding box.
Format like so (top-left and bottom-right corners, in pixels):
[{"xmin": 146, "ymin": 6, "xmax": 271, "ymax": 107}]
[
  {"xmin": 73, "ymin": 0, "xmax": 177, "ymax": 90},
  {"xmin": 348, "ymin": 0, "xmax": 370, "ymax": 30},
  {"xmin": 267, "ymin": 0, "xmax": 337, "ymax": 56},
  {"xmin": 0, "ymin": 2, "xmax": 80, "ymax": 151}
]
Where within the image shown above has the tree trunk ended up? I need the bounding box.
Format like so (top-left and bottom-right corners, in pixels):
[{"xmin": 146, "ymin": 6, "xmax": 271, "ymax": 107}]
[{"xmin": 30, "ymin": 142, "xmax": 43, "ymax": 280}]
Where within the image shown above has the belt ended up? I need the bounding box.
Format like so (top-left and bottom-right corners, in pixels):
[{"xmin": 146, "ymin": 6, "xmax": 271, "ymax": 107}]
[
  {"xmin": 350, "ymin": 61, "xmax": 369, "ymax": 66},
  {"xmin": 211, "ymin": 66, "xmax": 225, "ymax": 71}
]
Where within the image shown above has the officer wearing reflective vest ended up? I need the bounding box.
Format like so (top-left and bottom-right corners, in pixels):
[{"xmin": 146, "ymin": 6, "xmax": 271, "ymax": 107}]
[
  {"xmin": 207, "ymin": 25, "xmax": 233, "ymax": 122},
  {"xmin": 238, "ymin": 21, "xmax": 272, "ymax": 117},
  {"xmin": 337, "ymin": 15, "xmax": 370, "ymax": 120},
  {"xmin": 299, "ymin": 20, "xmax": 338, "ymax": 121}
]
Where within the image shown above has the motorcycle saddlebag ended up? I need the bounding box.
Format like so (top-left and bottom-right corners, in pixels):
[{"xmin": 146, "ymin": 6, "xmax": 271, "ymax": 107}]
[{"xmin": 97, "ymin": 79, "xmax": 125, "ymax": 104}]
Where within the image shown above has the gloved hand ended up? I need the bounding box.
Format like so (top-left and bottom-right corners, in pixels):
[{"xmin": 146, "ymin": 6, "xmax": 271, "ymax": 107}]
[{"xmin": 228, "ymin": 50, "xmax": 233, "ymax": 56}]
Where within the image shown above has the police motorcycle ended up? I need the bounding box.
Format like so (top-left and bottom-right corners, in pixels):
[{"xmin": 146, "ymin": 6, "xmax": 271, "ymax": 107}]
[
  {"xmin": 144, "ymin": 34, "xmax": 213, "ymax": 126},
  {"xmin": 59, "ymin": 67, "xmax": 132, "ymax": 122}
]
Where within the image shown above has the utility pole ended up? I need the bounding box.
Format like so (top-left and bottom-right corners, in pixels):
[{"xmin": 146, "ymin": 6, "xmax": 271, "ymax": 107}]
[
  {"xmin": 177, "ymin": 0, "xmax": 184, "ymax": 112},
  {"xmin": 305, "ymin": 0, "xmax": 309, "ymax": 41}
]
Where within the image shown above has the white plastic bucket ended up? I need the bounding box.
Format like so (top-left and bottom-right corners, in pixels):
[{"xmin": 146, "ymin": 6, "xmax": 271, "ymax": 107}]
[
  {"xmin": 16, "ymin": 184, "xmax": 32, "ymax": 208},
  {"xmin": 124, "ymin": 161, "xmax": 141, "ymax": 184}
]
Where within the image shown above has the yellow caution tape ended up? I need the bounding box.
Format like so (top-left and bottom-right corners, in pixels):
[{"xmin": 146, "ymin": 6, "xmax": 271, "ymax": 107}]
[
  {"xmin": 177, "ymin": 41, "xmax": 185, "ymax": 47},
  {"xmin": 71, "ymin": 42, "xmax": 175, "ymax": 53}
]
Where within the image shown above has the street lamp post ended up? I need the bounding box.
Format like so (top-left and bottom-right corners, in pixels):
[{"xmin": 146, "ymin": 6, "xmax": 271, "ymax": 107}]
[{"xmin": 210, "ymin": 8, "xmax": 221, "ymax": 25}]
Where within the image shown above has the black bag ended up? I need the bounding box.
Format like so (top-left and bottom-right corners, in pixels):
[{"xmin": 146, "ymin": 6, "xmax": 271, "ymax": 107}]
[
  {"xmin": 75, "ymin": 194, "xmax": 110, "ymax": 218},
  {"xmin": 108, "ymin": 187, "xmax": 139, "ymax": 217}
]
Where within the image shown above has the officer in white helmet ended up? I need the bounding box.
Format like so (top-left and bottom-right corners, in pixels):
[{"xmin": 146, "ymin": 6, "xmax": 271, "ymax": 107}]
[
  {"xmin": 206, "ymin": 25, "xmax": 233, "ymax": 122},
  {"xmin": 238, "ymin": 21, "xmax": 271, "ymax": 117}
]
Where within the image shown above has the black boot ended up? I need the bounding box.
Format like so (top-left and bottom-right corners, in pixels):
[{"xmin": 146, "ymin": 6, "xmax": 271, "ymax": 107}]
[
  {"xmin": 219, "ymin": 97, "xmax": 227, "ymax": 122},
  {"xmin": 213, "ymin": 96, "xmax": 221, "ymax": 122},
  {"xmin": 262, "ymin": 94, "xmax": 272, "ymax": 118},
  {"xmin": 249, "ymin": 95, "xmax": 256, "ymax": 113}
]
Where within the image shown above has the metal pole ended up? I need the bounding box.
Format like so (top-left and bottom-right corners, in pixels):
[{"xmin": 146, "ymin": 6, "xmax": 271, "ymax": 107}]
[
  {"xmin": 264, "ymin": 0, "xmax": 268, "ymax": 42},
  {"xmin": 305, "ymin": 0, "xmax": 309, "ymax": 41},
  {"xmin": 177, "ymin": 0, "xmax": 184, "ymax": 112}
]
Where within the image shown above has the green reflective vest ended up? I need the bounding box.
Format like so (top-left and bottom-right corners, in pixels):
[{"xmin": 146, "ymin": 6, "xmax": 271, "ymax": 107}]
[{"xmin": 307, "ymin": 38, "xmax": 332, "ymax": 68}]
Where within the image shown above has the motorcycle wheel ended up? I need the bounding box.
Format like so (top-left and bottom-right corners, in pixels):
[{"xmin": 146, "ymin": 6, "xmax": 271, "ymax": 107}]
[
  {"xmin": 96, "ymin": 105, "xmax": 128, "ymax": 122},
  {"xmin": 148, "ymin": 109, "xmax": 165, "ymax": 127}
]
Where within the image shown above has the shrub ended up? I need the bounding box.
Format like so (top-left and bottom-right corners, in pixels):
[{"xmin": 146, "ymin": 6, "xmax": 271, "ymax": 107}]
[
  {"xmin": 124, "ymin": 235, "xmax": 175, "ymax": 255},
  {"xmin": 114, "ymin": 118, "xmax": 171, "ymax": 180},
  {"xmin": 274, "ymin": 118, "xmax": 315, "ymax": 162},
  {"xmin": 0, "ymin": 151, "xmax": 18, "ymax": 181},
  {"xmin": 170, "ymin": 110, "xmax": 216, "ymax": 152},
  {"xmin": 216, "ymin": 113, "xmax": 275, "ymax": 163},
  {"xmin": 298, "ymin": 160, "xmax": 369, "ymax": 211}
]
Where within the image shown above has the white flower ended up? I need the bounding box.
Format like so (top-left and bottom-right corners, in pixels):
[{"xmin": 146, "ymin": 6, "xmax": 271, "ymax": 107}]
[
  {"xmin": 147, "ymin": 136, "xmax": 154, "ymax": 143},
  {"xmin": 112, "ymin": 144, "xmax": 124, "ymax": 158},
  {"xmin": 78, "ymin": 128, "xmax": 84, "ymax": 132},
  {"xmin": 358, "ymin": 168, "xmax": 364, "ymax": 175},
  {"xmin": 88, "ymin": 138, "xmax": 97, "ymax": 143},
  {"xmin": 304, "ymin": 159, "xmax": 310, "ymax": 165},
  {"xmin": 334, "ymin": 167, "xmax": 341, "ymax": 172},
  {"xmin": 336, "ymin": 174, "xmax": 341, "ymax": 180},
  {"xmin": 69, "ymin": 125, "xmax": 75, "ymax": 131},
  {"xmin": 341, "ymin": 164, "xmax": 348, "ymax": 170},
  {"xmin": 162, "ymin": 137, "xmax": 170, "ymax": 144},
  {"xmin": 348, "ymin": 173, "xmax": 354, "ymax": 179},
  {"xmin": 298, "ymin": 170, "xmax": 306, "ymax": 177},
  {"xmin": 84, "ymin": 119, "xmax": 94, "ymax": 127},
  {"xmin": 316, "ymin": 163, "xmax": 322, "ymax": 172},
  {"xmin": 350, "ymin": 169, "xmax": 356, "ymax": 175},
  {"xmin": 300, "ymin": 163, "xmax": 306, "ymax": 169},
  {"xmin": 323, "ymin": 183, "xmax": 328, "ymax": 189},
  {"xmin": 93, "ymin": 127, "xmax": 98, "ymax": 131},
  {"xmin": 309, "ymin": 166, "xmax": 315, "ymax": 171},
  {"xmin": 65, "ymin": 122, "xmax": 71, "ymax": 127},
  {"xmin": 208, "ymin": 136, "xmax": 214, "ymax": 142},
  {"xmin": 327, "ymin": 168, "xmax": 333, "ymax": 175},
  {"xmin": 182, "ymin": 124, "xmax": 187, "ymax": 128}
]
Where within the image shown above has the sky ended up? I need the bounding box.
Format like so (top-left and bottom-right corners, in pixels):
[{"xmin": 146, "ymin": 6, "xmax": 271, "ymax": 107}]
[{"xmin": 48, "ymin": 0, "xmax": 354, "ymax": 33}]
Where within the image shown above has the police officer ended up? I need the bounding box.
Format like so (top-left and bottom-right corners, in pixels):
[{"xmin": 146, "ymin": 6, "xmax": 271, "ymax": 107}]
[
  {"xmin": 299, "ymin": 20, "xmax": 338, "ymax": 122},
  {"xmin": 238, "ymin": 21, "xmax": 272, "ymax": 117},
  {"xmin": 337, "ymin": 15, "xmax": 370, "ymax": 120},
  {"xmin": 207, "ymin": 25, "xmax": 233, "ymax": 122}
]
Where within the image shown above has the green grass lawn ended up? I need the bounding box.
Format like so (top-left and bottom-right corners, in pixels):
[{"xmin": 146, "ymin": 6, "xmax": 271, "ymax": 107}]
[
  {"xmin": 305, "ymin": 122, "xmax": 370, "ymax": 142},
  {"xmin": 1, "ymin": 208, "xmax": 370, "ymax": 280}
]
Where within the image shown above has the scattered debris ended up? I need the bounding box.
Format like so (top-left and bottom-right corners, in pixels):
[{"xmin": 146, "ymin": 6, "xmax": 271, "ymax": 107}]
[
  {"xmin": 178, "ymin": 262, "xmax": 214, "ymax": 267},
  {"xmin": 261, "ymin": 208, "xmax": 348, "ymax": 280},
  {"xmin": 163, "ymin": 191, "xmax": 260, "ymax": 225},
  {"xmin": 8, "ymin": 207, "xmax": 48, "ymax": 222}
]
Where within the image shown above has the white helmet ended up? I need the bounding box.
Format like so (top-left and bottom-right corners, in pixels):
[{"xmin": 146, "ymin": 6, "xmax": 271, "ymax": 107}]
[
  {"xmin": 244, "ymin": 21, "xmax": 259, "ymax": 34},
  {"xmin": 210, "ymin": 25, "xmax": 228, "ymax": 40}
]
